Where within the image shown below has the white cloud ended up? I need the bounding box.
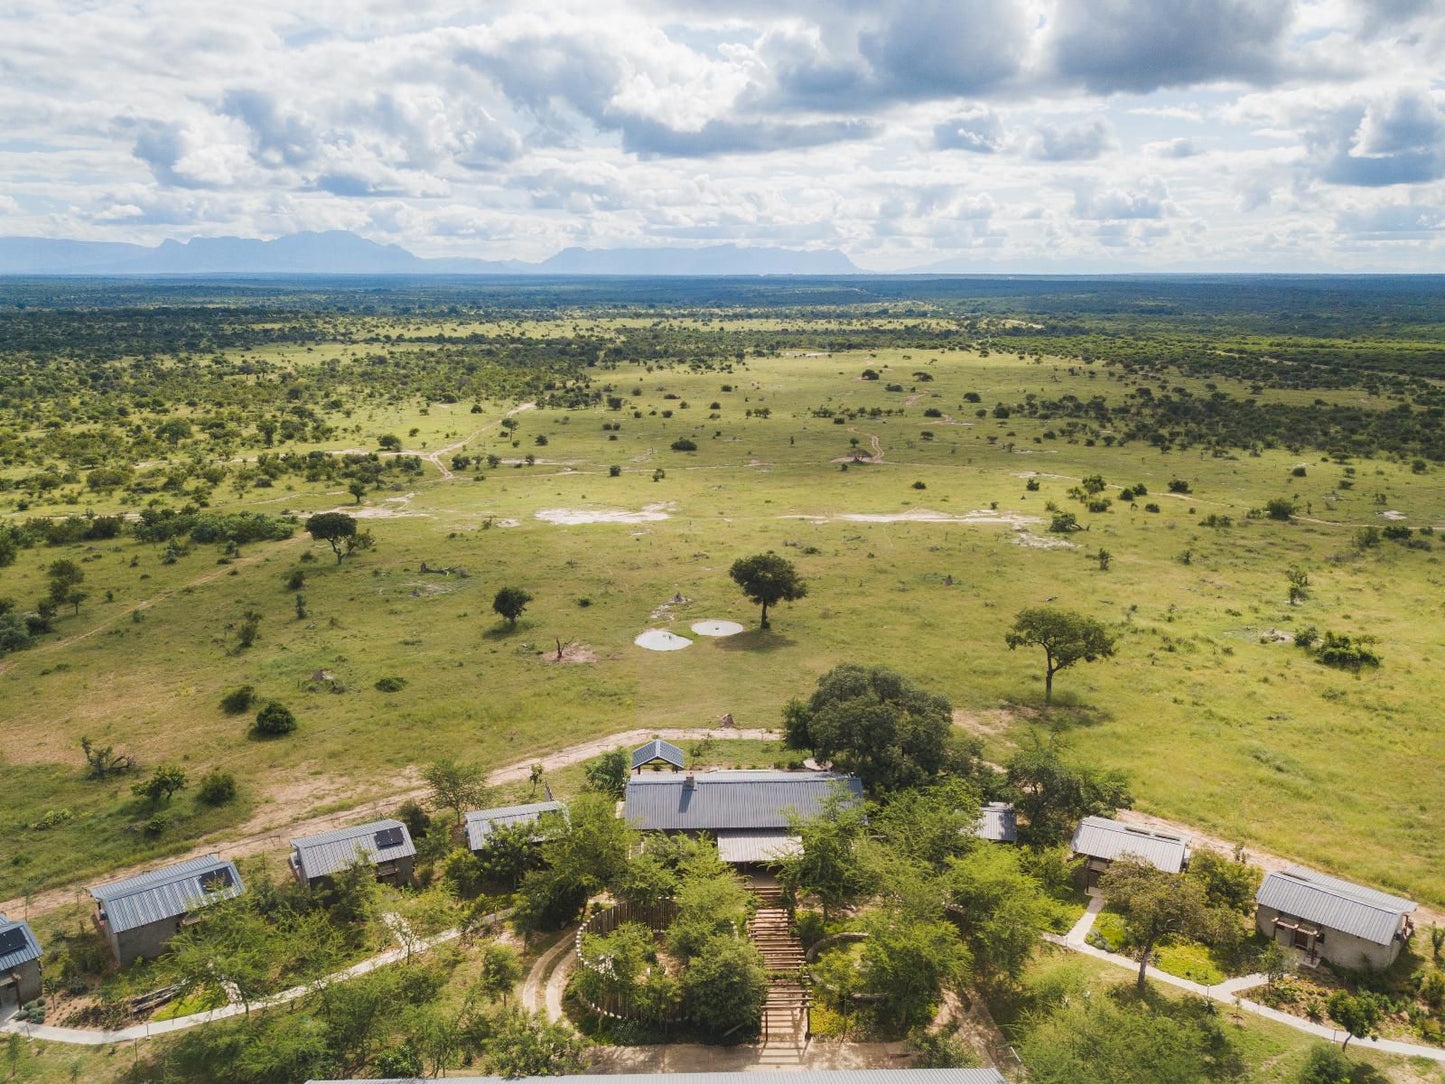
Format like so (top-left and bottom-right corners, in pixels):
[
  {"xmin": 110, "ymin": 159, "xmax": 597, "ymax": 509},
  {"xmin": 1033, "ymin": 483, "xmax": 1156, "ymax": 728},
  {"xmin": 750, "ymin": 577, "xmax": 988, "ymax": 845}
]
[{"xmin": 0, "ymin": 0, "xmax": 1440, "ymax": 269}]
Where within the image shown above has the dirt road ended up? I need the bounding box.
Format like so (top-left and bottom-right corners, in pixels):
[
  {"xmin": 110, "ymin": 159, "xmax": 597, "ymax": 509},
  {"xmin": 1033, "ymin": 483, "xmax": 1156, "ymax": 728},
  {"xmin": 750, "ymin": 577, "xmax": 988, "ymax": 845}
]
[{"xmin": 1, "ymin": 727, "xmax": 777, "ymax": 920}]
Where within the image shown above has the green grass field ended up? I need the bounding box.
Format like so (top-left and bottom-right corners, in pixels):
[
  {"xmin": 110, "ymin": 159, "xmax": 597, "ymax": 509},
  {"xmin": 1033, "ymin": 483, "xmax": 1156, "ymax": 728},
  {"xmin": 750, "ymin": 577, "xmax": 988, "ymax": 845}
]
[{"xmin": 3, "ymin": 337, "xmax": 1443, "ymax": 910}]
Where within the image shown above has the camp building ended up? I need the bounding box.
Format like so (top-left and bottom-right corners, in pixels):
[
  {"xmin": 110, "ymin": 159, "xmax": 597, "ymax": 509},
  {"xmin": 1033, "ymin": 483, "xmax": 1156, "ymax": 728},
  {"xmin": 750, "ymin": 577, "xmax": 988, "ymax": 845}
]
[
  {"xmin": 1255, "ymin": 866, "xmax": 1417, "ymax": 970},
  {"xmin": 1070, "ymin": 815, "xmax": 1191, "ymax": 892},
  {"xmin": 464, "ymin": 801, "xmax": 567, "ymax": 854},
  {"xmin": 89, "ymin": 854, "xmax": 244, "ymax": 967},
  {"xmin": 974, "ymin": 801, "xmax": 1018, "ymax": 843},
  {"xmin": 0, "ymin": 913, "xmax": 43, "ymax": 1012},
  {"xmin": 290, "ymin": 819, "xmax": 415, "ymax": 888},
  {"xmin": 624, "ymin": 769, "xmax": 863, "ymax": 866}
]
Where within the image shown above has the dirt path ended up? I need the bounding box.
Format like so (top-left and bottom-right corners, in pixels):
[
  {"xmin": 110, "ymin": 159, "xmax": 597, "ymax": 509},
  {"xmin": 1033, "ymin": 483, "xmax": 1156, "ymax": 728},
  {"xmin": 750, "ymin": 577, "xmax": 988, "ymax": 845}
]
[
  {"xmin": 0, "ymin": 726, "xmax": 778, "ymax": 920},
  {"xmin": 0, "ymin": 535, "xmax": 306, "ymax": 677},
  {"xmin": 521, "ymin": 930, "xmax": 577, "ymax": 1022},
  {"xmin": 410, "ymin": 401, "xmax": 535, "ymax": 481}
]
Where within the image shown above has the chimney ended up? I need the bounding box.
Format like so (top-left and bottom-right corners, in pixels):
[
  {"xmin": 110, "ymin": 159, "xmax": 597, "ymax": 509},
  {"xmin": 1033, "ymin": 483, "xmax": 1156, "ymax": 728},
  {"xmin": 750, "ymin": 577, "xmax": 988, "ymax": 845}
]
[{"xmin": 683, "ymin": 772, "xmax": 696, "ymax": 789}]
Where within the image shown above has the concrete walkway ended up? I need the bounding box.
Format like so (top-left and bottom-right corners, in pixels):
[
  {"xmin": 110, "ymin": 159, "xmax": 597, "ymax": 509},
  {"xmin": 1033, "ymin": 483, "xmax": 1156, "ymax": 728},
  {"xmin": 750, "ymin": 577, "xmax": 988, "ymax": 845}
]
[
  {"xmin": 0, "ymin": 913, "xmax": 506, "ymax": 1046},
  {"xmin": 1043, "ymin": 927, "xmax": 1445, "ymax": 1064}
]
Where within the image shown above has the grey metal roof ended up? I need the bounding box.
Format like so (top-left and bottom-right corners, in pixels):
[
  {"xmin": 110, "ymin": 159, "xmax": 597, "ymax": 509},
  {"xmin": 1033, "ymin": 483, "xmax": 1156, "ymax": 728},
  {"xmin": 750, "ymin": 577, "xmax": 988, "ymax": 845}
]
[
  {"xmin": 632, "ymin": 738, "xmax": 685, "ymax": 770},
  {"xmin": 0, "ymin": 912, "xmax": 42, "ymax": 971},
  {"xmin": 310, "ymin": 1070, "xmax": 1008, "ymax": 1084},
  {"xmin": 1070, "ymin": 815, "xmax": 1190, "ymax": 873},
  {"xmin": 1256, "ymin": 866, "xmax": 1417, "ymax": 946},
  {"xmin": 290, "ymin": 819, "xmax": 415, "ymax": 881},
  {"xmin": 89, "ymin": 854, "xmax": 244, "ymax": 933},
  {"xmin": 975, "ymin": 802, "xmax": 1018, "ymax": 843},
  {"xmin": 464, "ymin": 801, "xmax": 566, "ymax": 852},
  {"xmin": 715, "ymin": 829, "xmax": 803, "ymax": 864},
  {"xmin": 624, "ymin": 770, "xmax": 863, "ymax": 831}
]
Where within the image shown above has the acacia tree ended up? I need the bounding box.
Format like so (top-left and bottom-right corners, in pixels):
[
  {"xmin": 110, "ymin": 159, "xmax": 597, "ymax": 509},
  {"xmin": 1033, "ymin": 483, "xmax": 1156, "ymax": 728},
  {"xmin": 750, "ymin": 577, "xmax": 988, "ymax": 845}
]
[
  {"xmin": 729, "ymin": 553, "xmax": 806, "ymax": 629},
  {"xmin": 1099, "ymin": 858, "xmax": 1238, "ymax": 991},
  {"xmin": 423, "ymin": 758, "xmax": 491, "ymax": 832},
  {"xmin": 131, "ymin": 764, "xmax": 187, "ymax": 805},
  {"xmin": 492, "ymin": 586, "xmax": 533, "ymax": 628},
  {"xmin": 1005, "ymin": 738, "xmax": 1131, "ymax": 845},
  {"xmin": 1005, "ymin": 607, "xmax": 1117, "ymax": 704},
  {"xmin": 1327, "ymin": 990, "xmax": 1383, "ymax": 1051},
  {"xmin": 305, "ymin": 512, "xmax": 372, "ymax": 564}
]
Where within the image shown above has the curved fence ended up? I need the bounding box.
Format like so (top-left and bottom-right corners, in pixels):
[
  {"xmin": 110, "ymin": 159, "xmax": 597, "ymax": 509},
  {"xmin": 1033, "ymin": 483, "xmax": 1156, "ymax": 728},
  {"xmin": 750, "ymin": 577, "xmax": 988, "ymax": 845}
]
[{"xmin": 573, "ymin": 899, "xmax": 682, "ymax": 1022}]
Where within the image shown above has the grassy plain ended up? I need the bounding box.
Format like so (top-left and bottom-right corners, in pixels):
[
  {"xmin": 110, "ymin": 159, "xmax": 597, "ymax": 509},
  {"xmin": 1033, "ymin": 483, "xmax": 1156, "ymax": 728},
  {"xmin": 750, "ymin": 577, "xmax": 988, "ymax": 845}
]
[{"xmin": 3, "ymin": 329, "xmax": 1444, "ymax": 911}]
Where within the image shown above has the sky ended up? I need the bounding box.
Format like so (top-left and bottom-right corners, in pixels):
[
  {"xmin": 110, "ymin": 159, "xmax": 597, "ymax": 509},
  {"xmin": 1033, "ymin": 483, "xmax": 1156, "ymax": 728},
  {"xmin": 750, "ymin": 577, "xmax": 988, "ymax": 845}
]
[{"xmin": 0, "ymin": 0, "xmax": 1443, "ymax": 271}]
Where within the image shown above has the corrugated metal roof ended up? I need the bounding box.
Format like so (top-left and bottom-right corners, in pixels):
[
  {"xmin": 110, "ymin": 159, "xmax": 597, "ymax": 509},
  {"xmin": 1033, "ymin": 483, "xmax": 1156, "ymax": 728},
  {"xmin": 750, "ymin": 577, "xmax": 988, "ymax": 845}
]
[
  {"xmin": 632, "ymin": 739, "xmax": 685, "ymax": 770},
  {"xmin": 464, "ymin": 801, "xmax": 566, "ymax": 851},
  {"xmin": 1256, "ymin": 867, "xmax": 1416, "ymax": 946},
  {"xmin": 89, "ymin": 855, "xmax": 244, "ymax": 933},
  {"xmin": 1070, "ymin": 815, "xmax": 1190, "ymax": 873},
  {"xmin": 0, "ymin": 912, "xmax": 42, "ymax": 971},
  {"xmin": 290, "ymin": 819, "xmax": 415, "ymax": 881},
  {"xmin": 975, "ymin": 802, "xmax": 1018, "ymax": 843},
  {"xmin": 715, "ymin": 829, "xmax": 803, "ymax": 864},
  {"xmin": 310, "ymin": 1069, "xmax": 1008, "ymax": 1084},
  {"xmin": 624, "ymin": 770, "xmax": 863, "ymax": 831}
]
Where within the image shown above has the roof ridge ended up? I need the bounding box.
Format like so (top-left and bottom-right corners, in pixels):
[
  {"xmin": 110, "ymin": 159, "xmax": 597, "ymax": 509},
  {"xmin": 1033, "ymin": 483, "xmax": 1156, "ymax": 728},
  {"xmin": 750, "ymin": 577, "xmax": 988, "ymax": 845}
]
[{"xmin": 1271, "ymin": 869, "xmax": 1411, "ymax": 914}]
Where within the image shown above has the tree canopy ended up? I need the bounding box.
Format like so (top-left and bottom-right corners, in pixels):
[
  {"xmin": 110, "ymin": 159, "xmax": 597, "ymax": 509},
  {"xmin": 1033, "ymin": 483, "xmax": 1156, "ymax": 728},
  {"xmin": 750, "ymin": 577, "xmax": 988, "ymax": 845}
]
[
  {"xmin": 728, "ymin": 552, "xmax": 806, "ymax": 628},
  {"xmin": 1005, "ymin": 607, "xmax": 1117, "ymax": 703},
  {"xmin": 783, "ymin": 663, "xmax": 952, "ymax": 791},
  {"xmin": 1005, "ymin": 738, "xmax": 1131, "ymax": 845},
  {"xmin": 305, "ymin": 512, "xmax": 360, "ymax": 564},
  {"xmin": 1099, "ymin": 858, "xmax": 1240, "ymax": 991},
  {"xmin": 492, "ymin": 586, "xmax": 533, "ymax": 627}
]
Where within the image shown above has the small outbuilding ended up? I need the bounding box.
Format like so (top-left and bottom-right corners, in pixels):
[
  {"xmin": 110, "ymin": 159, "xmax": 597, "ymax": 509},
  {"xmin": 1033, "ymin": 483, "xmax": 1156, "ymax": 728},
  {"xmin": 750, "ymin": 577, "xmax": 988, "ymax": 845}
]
[
  {"xmin": 465, "ymin": 800, "xmax": 567, "ymax": 854},
  {"xmin": 632, "ymin": 739, "xmax": 685, "ymax": 773},
  {"xmin": 290, "ymin": 819, "xmax": 415, "ymax": 888},
  {"xmin": 90, "ymin": 854, "xmax": 244, "ymax": 967},
  {"xmin": 0, "ymin": 912, "xmax": 43, "ymax": 1012},
  {"xmin": 1070, "ymin": 815, "xmax": 1191, "ymax": 893},
  {"xmin": 974, "ymin": 802, "xmax": 1018, "ymax": 843},
  {"xmin": 1255, "ymin": 866, "xmax": 1417, "ymax": 970}
]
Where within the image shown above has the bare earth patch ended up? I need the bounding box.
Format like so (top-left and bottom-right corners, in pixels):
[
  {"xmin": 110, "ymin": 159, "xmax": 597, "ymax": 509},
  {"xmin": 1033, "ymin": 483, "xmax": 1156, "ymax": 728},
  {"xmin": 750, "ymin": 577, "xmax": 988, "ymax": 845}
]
[
  {"xmin": 542, "ymin": 642, "xmax": 599, "ymax": 664},
  {"xmin": 783, "ymin": 508, "xmax": 1041, "ymax": 527},
  {"xmin": 535, "ymin": 502, "xmax": 674, "ymax": 525},
  {"xmin": 952, "ymin": 707, "xmax": 1026, "ymax": 742},
  {"xmin": 1380, "ymin": 509, "xmax": 1407, "ymax": 520},
  {"xmin": 1011, "ymin": 530, "xmax": 1079, "ymax": 550}
]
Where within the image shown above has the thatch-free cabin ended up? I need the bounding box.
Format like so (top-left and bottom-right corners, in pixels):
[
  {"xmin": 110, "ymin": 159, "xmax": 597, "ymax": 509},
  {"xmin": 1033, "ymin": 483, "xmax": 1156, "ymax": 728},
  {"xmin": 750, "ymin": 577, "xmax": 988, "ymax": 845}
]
[
  {"xmin": 89, "ymin": 855, "xmax": 244, "ymax": 967},
  {"xmin": 1070, "ymin": 815, "xmax": 1191, "ymax": 893},
  {"xmin": 464, "ymin": 801, "xmax": 567, "ymax": 854},
  {"xmin": 1255, "ymin": 866, "xmax": 1417, "ymax": 971},
  {"xmin": 290, "ymin": 819, "xmax": 415, "ymax": 888},
  {"xmin": 0, "ymin": 913, "xmax": 42, "ymax": 1011}
]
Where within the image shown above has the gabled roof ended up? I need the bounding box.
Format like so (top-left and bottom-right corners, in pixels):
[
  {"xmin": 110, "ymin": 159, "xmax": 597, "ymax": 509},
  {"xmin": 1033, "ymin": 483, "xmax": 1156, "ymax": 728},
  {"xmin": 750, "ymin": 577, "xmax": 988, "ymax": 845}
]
[
  {"xmin": 89, "ymin": 855, "xmax": 244, "ymax": 933},
  {"xmin": 1070, "ymin": 815, "xmax": 1190, "ymax": 873},
  {"xmin": 464, "ymin": 801, "xmax": 566, "ymax": 852},
  {"xmin": 624, "ymin": 770, "xmax": 863, "ymax": 832},
  {"xmin": 975, "ymin": 802, "xmax": 1018, "ymax": 843},
  {"xmin": 0, "ymin": 912, "xmax": 42, "ymax": 971},
  {"xmin": 1256, "ymin": 866, "xmax": 1417, "ymax": 946},
  {"xmin": 632, "ymin": 739, "xmax": 685, "ymax": 771},
  {"xmin": 290, "ymin": 819, "xmax": 415, "ymax": 881}
]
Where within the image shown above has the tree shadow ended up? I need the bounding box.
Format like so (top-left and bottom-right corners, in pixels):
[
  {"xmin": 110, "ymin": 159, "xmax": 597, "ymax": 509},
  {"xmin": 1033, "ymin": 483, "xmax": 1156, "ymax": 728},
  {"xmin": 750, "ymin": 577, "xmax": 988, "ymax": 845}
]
[{"xmin": 711, "ymin": 629, "xmax": 796, "ymax": 652}]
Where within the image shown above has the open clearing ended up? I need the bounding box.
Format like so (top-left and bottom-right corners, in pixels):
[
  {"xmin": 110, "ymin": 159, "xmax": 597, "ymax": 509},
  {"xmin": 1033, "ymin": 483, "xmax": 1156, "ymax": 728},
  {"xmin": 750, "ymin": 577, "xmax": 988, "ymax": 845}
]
[{"xmin": 4, "ymin": 309, "xmax": 1445, "ymax": 915}]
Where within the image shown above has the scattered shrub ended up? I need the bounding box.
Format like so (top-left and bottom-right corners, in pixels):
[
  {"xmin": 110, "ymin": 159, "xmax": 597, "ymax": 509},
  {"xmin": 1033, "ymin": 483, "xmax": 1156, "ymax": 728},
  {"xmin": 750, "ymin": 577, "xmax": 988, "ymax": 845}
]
[
  {"xmin": 252, "ymin": 700, "xmax": 297, "ymax": 737},
  {"xmin": 219, "ymin": 685, "xmax": 256, "ymax": 715},
  {"xmin": 375, "ymin": 676, "xmax": 408, "ymax": 693},
  {"xmin": 197, "ymin": 769, "xmax": 237, "ymax": 806},
  {"xmin": 1168, "ymin": 478, "xmax": 1191, "ymax": 493},
  {"xmin": 670, "ymin": 438, "xmax": 698, "ymax": 452}
]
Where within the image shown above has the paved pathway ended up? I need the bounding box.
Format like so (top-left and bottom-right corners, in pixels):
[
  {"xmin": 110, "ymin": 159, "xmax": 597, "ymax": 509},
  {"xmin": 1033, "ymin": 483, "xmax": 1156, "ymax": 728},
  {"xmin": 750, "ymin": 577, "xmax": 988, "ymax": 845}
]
[{"xmin": 1045, "ymin": 904, "xmax": 1445, "ymax": 1064}]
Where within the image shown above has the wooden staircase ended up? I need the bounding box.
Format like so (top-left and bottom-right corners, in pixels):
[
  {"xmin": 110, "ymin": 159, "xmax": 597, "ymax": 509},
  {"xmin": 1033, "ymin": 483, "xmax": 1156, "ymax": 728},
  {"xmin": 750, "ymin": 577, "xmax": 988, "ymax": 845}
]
[{"xmin": 747, "ymin": 906, "xmax": 809, "ymax": 1054}]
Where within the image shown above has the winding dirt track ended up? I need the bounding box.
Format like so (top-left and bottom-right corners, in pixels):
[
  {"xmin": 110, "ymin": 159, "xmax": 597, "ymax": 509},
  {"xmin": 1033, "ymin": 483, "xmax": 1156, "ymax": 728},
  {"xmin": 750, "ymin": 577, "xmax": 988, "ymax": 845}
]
[{"xmin": 0, "ymin": 727, "xmax": 777, "ymax": 921}]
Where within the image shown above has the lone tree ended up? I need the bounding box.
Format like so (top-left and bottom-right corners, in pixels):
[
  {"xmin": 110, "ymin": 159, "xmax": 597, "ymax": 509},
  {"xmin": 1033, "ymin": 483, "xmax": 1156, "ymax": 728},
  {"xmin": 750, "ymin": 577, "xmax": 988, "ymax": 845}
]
[
  {"xmin": 131, "ymin": 764, "xmax": 188, "ymax": 805},
  {"xmin": 493, "ymin": 586, "xmax": 533, "ymax": 628},
  {"xmin": 424, "ymin": 757, "xmax": 490, "ymax": 831},
  {"xmin": 1327, "ymin": 991, "xmax": 1383, "ymax": 1051},
  {"xmin": 783, "ymin": 663, "xmax": 951, "ymax": 791},
  {"xmin": 1005, "ymin": 607, "xmax": 1116, "ymax": 704},
  {"xmin": 729, "ymin": 553, "xmax": 807, "ymax": 629},
  {"xmin": 305, "ymin": 512, "xmax": 372, "ymax": 565},
  {"xmin": 1099, "ymin": 857, "xmax": 1238, "ymax": 991}
]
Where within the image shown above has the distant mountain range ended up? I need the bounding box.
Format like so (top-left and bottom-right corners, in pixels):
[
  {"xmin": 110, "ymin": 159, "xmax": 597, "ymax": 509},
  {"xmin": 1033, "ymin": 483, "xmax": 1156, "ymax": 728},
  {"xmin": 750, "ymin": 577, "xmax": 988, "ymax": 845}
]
[{"xmin": 0, "ymin": 231, "xmax": 862, "ymax": 277}]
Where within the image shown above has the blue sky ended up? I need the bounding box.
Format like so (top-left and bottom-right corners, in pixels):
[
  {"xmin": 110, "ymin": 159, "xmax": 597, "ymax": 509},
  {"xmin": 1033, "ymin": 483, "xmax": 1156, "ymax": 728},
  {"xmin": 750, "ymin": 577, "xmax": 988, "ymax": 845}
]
[{"xmin": 0, "ymin": 0, "xmax": 1442, "ymax": 270}]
